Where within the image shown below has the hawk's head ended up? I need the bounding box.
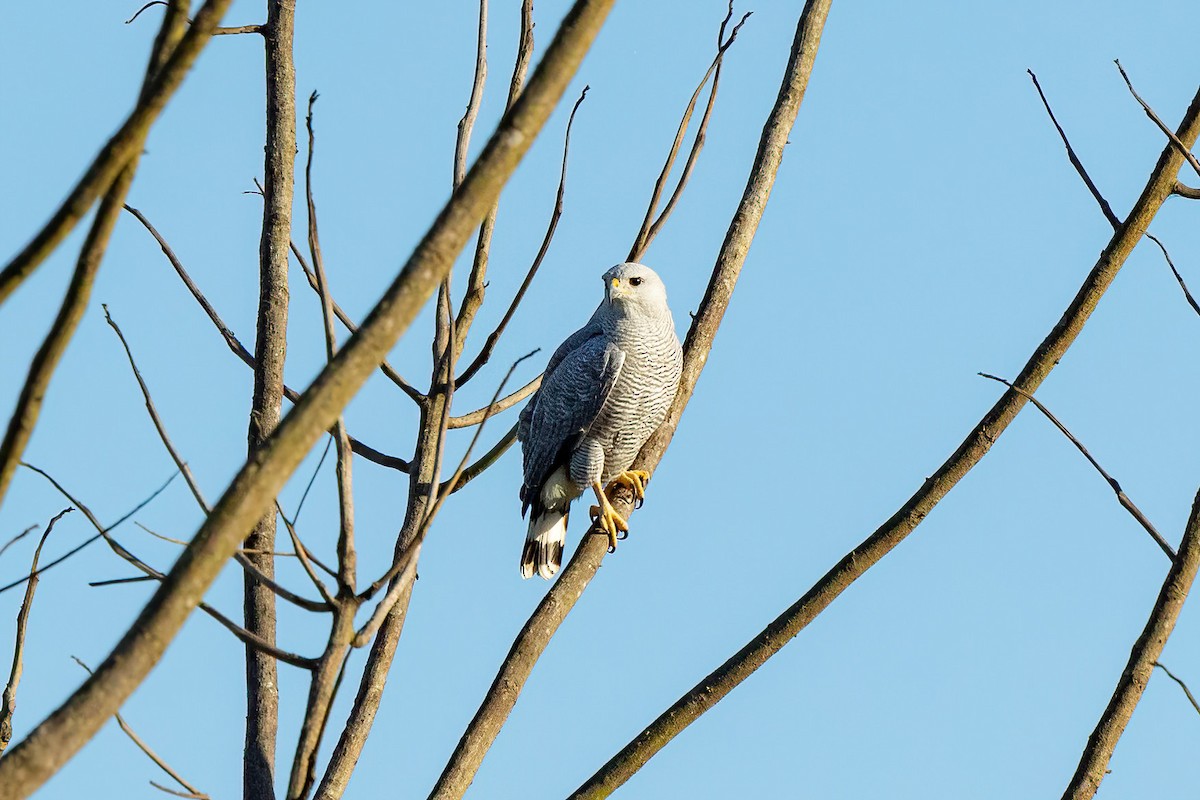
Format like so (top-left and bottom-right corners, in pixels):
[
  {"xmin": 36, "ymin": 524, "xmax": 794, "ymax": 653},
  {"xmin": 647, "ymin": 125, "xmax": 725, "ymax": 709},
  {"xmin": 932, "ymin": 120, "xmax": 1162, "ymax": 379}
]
[{"xmin": 602, "ymin": 262, "xmax": 670, "ymax": 316}]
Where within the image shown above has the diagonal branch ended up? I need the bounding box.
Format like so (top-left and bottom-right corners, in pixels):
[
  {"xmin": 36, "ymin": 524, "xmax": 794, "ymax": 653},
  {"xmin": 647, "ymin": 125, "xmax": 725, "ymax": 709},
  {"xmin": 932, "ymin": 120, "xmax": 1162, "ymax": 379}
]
[
  {"xmin": 447, "ymin": 375, "xmax": 541, "ymax": 428},
  {"xmin": 1060, "ymin": 487, "xmax": 1200, "ymax": 800},
  {"xmin": 0, "ymin": 0, "xmax": 188, "ymax": 513},
  {"xmin": 1027, "ymin": 69, "xmax": 1122, "ymax": 228},
  {"xmin": 1116, "ymin": 60, "xmax": 1200, "ymax": 180},
  {"xmin": 0, "ymin": 527, "xmax": 37, "ymax": 564},
  {"xmin": 1153, "ymin": 662, "xmax": 1200, "ymax": 717},
  {"xmin": 1, "ymin": 509, "xmax": 71, "ymax": 754},
  {"xmin": 0, "ymin": 0, "xmax": 231, "ymax": 307},
  {"xmin": 978, "ymin": 373, "xmax": 1175, "ymax": 560},
  {"xmin": 70, "ymin": 657, "xmax": 210, "ymax": 799},
  {"xmin": 1029, "ymin": 75, "xmax": 1200, "ymax": 323},
  {"xmin": 1146, "ymin": 232, "xmax": 1200, "ymax": 319},
  {"xmin": 103, "ymin": 305, "xmax": 209, "ymax": 511},
  {"xmin": 287, "ymin": 236, "xmax": 424, "ymax": 403},
  {"xmin": 569, "ymin": 72, "xmax": 1200, "ymax": 800}
]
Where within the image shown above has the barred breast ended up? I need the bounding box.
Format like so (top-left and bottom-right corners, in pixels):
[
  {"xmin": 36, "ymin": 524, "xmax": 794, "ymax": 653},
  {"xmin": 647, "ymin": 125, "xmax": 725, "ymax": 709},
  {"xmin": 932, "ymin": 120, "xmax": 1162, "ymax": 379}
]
[{"xmin": 590, "ymin": 312, "xmax": 683, "ymax": 484}]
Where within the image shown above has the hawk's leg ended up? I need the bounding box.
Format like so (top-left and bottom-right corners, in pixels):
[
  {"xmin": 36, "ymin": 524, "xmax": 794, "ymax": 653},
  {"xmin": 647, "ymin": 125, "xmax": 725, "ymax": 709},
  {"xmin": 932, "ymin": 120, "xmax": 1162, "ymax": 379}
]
[{"xmin": 589, "ymin": 480, "xmax": 629, "ymax": 553}]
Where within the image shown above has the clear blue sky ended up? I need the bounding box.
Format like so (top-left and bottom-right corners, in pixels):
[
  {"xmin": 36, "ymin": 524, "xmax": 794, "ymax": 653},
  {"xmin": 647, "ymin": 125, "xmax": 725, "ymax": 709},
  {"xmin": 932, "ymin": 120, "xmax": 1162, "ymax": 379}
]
[{"xmin": 2, "ymin": 1, "xmax": 1199, "ymax": 798}]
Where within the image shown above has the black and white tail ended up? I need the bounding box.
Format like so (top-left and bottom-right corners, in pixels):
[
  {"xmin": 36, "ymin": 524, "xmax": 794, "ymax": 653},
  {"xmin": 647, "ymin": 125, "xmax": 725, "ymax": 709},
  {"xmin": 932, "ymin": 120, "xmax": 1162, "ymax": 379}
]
[{"xmin": 520, "ymin": 508, "xmax": 568, "ymax": 580}]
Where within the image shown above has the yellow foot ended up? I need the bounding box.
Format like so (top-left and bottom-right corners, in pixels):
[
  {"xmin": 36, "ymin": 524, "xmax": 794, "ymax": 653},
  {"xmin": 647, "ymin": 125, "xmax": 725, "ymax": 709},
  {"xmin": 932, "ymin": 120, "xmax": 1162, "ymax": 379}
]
[
  {"xmin": 589, "ymin": 481, "xmax": 629, "ymax": 553},
  {"xmin": 605, "ymin": 469, "xmax": 651, "ymax": 507}
]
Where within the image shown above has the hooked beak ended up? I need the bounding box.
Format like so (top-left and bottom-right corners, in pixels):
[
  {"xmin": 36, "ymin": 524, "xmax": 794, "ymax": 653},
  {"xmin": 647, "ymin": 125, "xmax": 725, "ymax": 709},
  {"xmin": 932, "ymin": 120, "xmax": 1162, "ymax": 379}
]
[{"xmin": 606, "ymin": 277, "xmax": 626, "ymax": 308}]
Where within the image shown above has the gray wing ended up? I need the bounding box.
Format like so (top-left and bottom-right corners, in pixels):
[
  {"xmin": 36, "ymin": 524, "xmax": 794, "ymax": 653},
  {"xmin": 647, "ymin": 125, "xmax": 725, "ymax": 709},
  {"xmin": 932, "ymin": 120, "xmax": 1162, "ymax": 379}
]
[
  {"xmin": 518, "ymin": 312, "xmax": 604, "ymax": 445},
  {"xmin": 520, "ymin": 330, "xmax": 625, "ymax": 513}
]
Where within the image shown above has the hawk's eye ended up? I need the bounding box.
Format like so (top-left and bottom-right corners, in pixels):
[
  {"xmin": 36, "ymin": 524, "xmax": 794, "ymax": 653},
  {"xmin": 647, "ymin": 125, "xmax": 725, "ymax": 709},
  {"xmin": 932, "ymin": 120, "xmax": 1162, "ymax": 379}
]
[{"xmin": 629, "ymin": 277, "xmax": 643, "ymax": 287}]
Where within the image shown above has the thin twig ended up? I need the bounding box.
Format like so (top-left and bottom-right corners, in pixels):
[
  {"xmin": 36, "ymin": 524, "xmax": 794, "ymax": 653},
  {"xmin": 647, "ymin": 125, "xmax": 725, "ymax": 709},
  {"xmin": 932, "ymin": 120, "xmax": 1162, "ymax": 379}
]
[
  {"xmin": 306, "ymin": 92, "xmax": 357, "ymax": 596},
  {"xmin": 281, "ymin": 213, "xmax": 424, "ymax": 404},
  {"xmin": 1116, "ymin": 60, "xmax": 1200, "ymax": 179},
  {"xmin": 89, "ymin": 576, "xmax": 158, "ymax": 588},
  {"xmin": 70, "ymin": 657, "xmax": 210, "ymax": 798},
  {"xmin": 1028, "ymin": 73, "xmax": 1200, "ymax": 326},
  {"xmin": 294, "ymin": 436, "xmax": 333, "ymax": 523},
  {"xmin": 454, "ymin": 0, "xmax": 489, "ymax": 190},
  {"xmin": 1, "ymin": 509, "xmax": 71, "ymax": 753},
  {"xmin": 627, "ymin": 4, "xmax": 751, "ymax": 262},
  {"xmin": 0, "ymin": 526, "xmax": 37, "ymax": 563},
  {"xmin": 453, "ymin": 0, "xmax": 534, "ymax": 355},
  {"xmin": 276, "ymin": 506, "xmax": 338, "ymax": 607},
  {"xmin": 438, "ymin": 423, "xmax": 518, "ymax": 496},
  {"xmin": 0, "ymin": 467, "xmax": 177, "ymax": 595},
  {"xmin": 978, "ymin": 373, "xmax": 1176, "ymax": 560},
  {"xmin": 455, "ymin": 86, "xmax": 589, "ymax": 388},
  {"xmin": 1146, "ymin": 233, "xmax": 1200, "ymax": 318},
  {"xmin": 124, "ymin": 204, "xmax": 411, "ymax": 472},
  {"xmin": 447, "ymin": 375, "xmax": 541, "ymax": 428},
  {"xmin": 1027, "ymin": 69, "xmax": 1122, "ymax": 228},
  {"xmin": 641, "ymin": 7, "xmax": 751, "ymax": 256},
  {"xmin": 103, "ymin": 305, "xmax": 210, "ymax": 512},
  {"xmin": 1153, "ymin": 661, "xmax": 1200, "ymax": 717},
  {"xmin": 213, "ymin": 25, "xmax": 264, "ymax": 35}
]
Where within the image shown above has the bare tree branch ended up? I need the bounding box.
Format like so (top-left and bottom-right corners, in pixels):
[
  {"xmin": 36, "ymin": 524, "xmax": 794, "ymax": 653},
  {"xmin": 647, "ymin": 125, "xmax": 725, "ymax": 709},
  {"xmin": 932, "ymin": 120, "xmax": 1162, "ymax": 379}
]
[
  {"xmin": 439, "ymin": 423, "xmax": 516, "ymax": 497},
  {"xmin": 568, "ymin": 72, "xmax": 1200, "ymax": 800},
  {"xmin": 0, "ymin": 527, "xmax": 37, "ymax": 564},
  {"xmin": 103, "ymin": 306, "xmax": 210, "ymax": 512},
  {"xmin": 447, "ymin": 375, "xmax": 541, "ymax": 428},
  {"xmin": 214, "ymin": 25, "xmax": 264, "ymax": 36},
  {"xmin": 628, "ymin": 4, "xmax": 751, "ymax": 262},
  {"xmin": 304, "ymin": 92, "xmax": 357, "ymax": 597},
  {"xmin": 1, "ymin": 509, "xmax": 71, "ymax": 754},
  {"xmin": 287, "ymin": 236, "xmax": 425, "ymax": 403},
  {"xmin": 978, "ymin": 372, "xmax": 1175, "ymax": 560},
  {"xmin": 1146, "ymin": 232, "xmax": 1200, "ymax": 319},
  {"xmin": 0, "ymin": 1, "xmax": 188, "ymax": 512},
  {"xmin": 453, "ymin": 0, "xmax": 535, "ymax": 354},
  {"xmin": 123, "ymin": 204, "xmax": 411, "ymax": 472},
  {"xmin": 1153, "ymin": 662, "xmax": 1200, "ymax": 717},
  {"xmin": 455, "ymin": 86, "xmax": 588, "ymax": 388},
  {"xmin": 1060, "ymin": 487, "xmax": 1200, "ymax": 800},
  {"xmin": 1029, "ymin": 73, "xmax": 1200, "ymax": 329},
  {"xmin": 0, "ymin": 0, "xmax": 231, "ymax": 307},
  {"xmin": 1027, "ymin": 69, "xmax": 1122, "ymax": 228},
  {"xmin": 70, "ymin": 657, "xmax": 210, "ymax": 799},
  {"xmin": 0, "ymin": 467, "xmax": 178, "ymax": 596},
  {"xmin": 1116, "ymin": 60, "xmax": 1200, "ymax": 180},
  {"xmin": 1173, "ymin": 181, "xmax": 1200, "ymax": 199}
]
